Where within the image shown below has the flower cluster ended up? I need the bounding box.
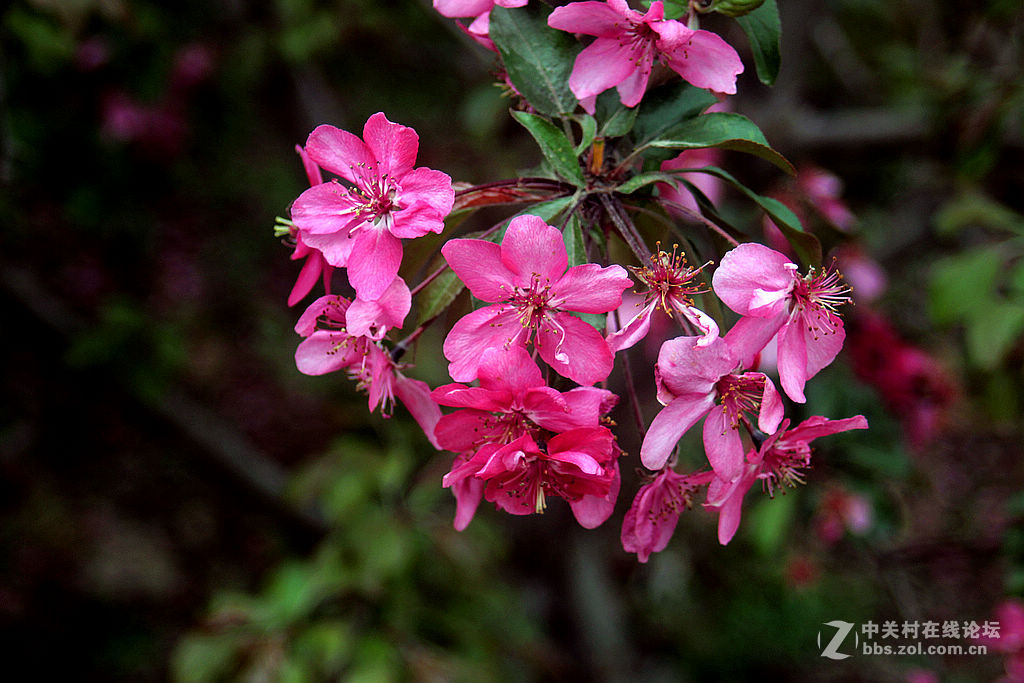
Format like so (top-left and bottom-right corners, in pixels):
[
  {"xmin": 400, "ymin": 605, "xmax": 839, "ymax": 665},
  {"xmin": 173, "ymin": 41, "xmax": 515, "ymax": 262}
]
[{"xmin": 277, "ymin": 0, "xmax": 873, "ymax": 562}]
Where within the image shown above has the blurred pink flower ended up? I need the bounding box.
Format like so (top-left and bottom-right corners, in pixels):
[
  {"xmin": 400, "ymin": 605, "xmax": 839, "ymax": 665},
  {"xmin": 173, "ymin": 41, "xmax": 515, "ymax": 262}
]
[
  {"xmin": 441, "ymin": 214, "xmax": 631, "ymax": 385},
  {"xmin": 433, "ymin": 0, "xmax": 527, "ymax": 51},
  {"xmin": 291, "ymin": 113, "xmax": 454, "ymax": 300},
  {"xmin": 547, "ymin": 0, "xmax": 742, "ymax": 113},
  {"xmin": 976, "ymin": 600, "xmax": 1024, "ymax": 682},
  {"xmin": 658, "ymin": 147, "xmax": 724, "ymax": 215}
]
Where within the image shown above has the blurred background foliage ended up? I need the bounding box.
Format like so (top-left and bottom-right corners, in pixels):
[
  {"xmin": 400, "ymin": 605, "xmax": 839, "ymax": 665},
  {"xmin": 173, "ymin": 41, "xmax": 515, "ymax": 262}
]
[{"xmin": 1, "ymin": 0, "xmax": 1023, "ymax": 680}]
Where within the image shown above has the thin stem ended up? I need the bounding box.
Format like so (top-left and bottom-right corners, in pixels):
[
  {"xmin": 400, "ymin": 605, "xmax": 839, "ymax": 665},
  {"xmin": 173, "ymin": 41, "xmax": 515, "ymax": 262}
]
[
  {"xmin": 657, "ymin": 198, "xmax": 740, "ymax": 247},
  {"xmin": 613, "ymin": 308, "xmax": 647, "ymax": 437}
]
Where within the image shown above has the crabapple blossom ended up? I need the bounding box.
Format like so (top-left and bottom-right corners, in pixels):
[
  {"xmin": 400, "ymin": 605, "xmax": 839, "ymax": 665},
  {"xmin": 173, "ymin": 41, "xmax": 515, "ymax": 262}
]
[
  {"xmin": 705, "ymin": 415, "xmax": 868, "ymax": 544},
  {"xmin": 713, "ymin": 243, "xmax": 852, "ymax": 403},
  {"xmin": 621, "ymin": 467, "xmax": 714, "ymax": 562},
  {"xmin": 547, "ymin": 0, "xmax": 743, "ymax": 113},
  {"xmin": 606, "ymin": 245, "xmax": 718, "ymax": 352},
  {"xmin": 436, "ymin": 345, "xmax": 618, "ymax": 529},
  {"xmin": 441, "ymin": 214, "xmax": 632, "ymax": 385},
  {"xmin": 290, "ymin": 113, "xmax": 454, "ymax": 300},
  {"xmin": 640, "ymin": 335, "xmax": 784, "ymax": 478}
]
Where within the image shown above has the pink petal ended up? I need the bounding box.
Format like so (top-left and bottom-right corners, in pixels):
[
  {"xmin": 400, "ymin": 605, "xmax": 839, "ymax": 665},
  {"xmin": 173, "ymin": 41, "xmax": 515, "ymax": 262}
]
[
  {"xmin": 477, "ymin": 345, "xmax": 544, "ymax": 393},
  {"xmin": 294, "ymin": 294, "xmax": 348, "ymax": 336},
  {"xmin": 291, "ymin": 182, "xmax": 363, "ymax": 236},
  {"xmin": 757, "ymin": 376, "xmax": 785, "ymax": 435},
  {"xmin": 362, "ymin": 112, "xmax": 419, "ymax": 180},
  {"xmin": 398, "ymin": 167, "xmax": 455, "ymax": 221},
  {"xmin": 452, "ymin": 475, "xmax": 485, "ymax": 530},
  {"xmin": 443, "ymin": 305, "xmax": 527, "ymax": 382},
  {"xmin": 500, "ymin": 215, "xmax": 568, "ymax": 287},
  {"xmin": 777, "ymin": 318, "xmax": 809, "ymax": 403},
  {"xmin": 655, "ymin": 335, "xmax": 735, "ymax": 402},
  {"xmin": 702, "ymin": 407, "xmax": 745, "ymax": 480},
  {"xmin": 547, "ymin": 1, "xmax": 626, "ymax": 37},
  {"xmin": 606, "ymin": 300, "xmax": 656, "ymax": 353},
  {"xmin": 347, "ymin": 228, "xmax": 404, "ymax": 301},
  {"xmin": 723, "ymin": 312, "xmax": 786, "ymax": 369},
  {"xmin": 568, "ymin": 38, "xmax": 641, "ymax": 102},
  {"xmin": 295, "ymin": 144, "xmax": 323, "ymax": 186},
  {"xmin": 614, "ymin": 50, "xmax": 655, "ymax": 107},
  {"xmin": 434, "ymin": 0, "xmax": 493, "ymax": 18},
  {"xmin": 441, "ymin": 237, "xmax": 516, "ymax": 302},
  {"xmin": 288, "ymin": 251, "xmax": 324, "ymax": 306},
  {"xmin": 786, "ymin": 415, "xmax": 868, "ymax": 444},
  {"xmin": 712, "ymin": 242, "xmax": 795, "ymax": 317},
  {"xmin": 434, "ymin": 410, "xmax": 493, "ymax": 452},
  {"xmin": 394, "ymin": 373, "xmax": 442, "ymax": 449},
  {"xmin": 536, "ymin": 312, "xmax": 614, "ymax": 385},
  {"xmin": 552, "ymin": 263, "xmax": 632, "ymax": 314},
  {"xmin": 295, "ymin": 331, "xmax": 363, "ymax": 375},
  {"xmin": 298, "ymin": 228, "xmax": 356, "ymax": 268},
  {"xmin": 570, "ymin": 461, "xmax": 620, "ymax": 529},
  {"xmin": 805, "ymin": 312, "xmax": 846, "ymax": 378},
  {"xmin": 640, "ymin": 393, "xmax": 716, "ymax": 470},
  {"xmin": 345, "ymin": 276, "xmax": 411, "ymax": 340},
  {"xmin": 431, "ymin": 384, "xmax": 512, "ymax": 412},
  {"xmin": 304, "ymin": 124, "xmax": 375, "ymax": 184},
  {"xmin": 657, "ymin": 25, "xmax": 744, "ymax": 95}
]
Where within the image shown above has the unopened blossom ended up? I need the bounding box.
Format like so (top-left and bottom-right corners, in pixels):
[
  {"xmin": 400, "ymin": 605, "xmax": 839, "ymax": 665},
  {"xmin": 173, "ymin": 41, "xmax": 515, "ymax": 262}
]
[
  {"xmin": 293, "ymin": 295, "xmax": 440, "ymax": 445},
  {"xmin": 607, "ymin": 244, "xmax": 718, "ymax": 352},
  {"xmin": 290, "ymin": 113, "xmax": 454, "ymax": 300},
  {"xmin": 640, "ymin": 335, "xmax": 783, "ymax": 478},
  {"xmin": 705, "ymin": 414, "xmax": 868, "ymax": 544},
  {"xmin": 713, "ymin": 243, "xmax": 852, "ymax": 403},
  {"xmin": 547, "ymin": 0, "xmax": 743, "ymax": 113},
  {"xmin": 621, "ymin": 467, "xmax": 713, "ymax": 562},
  {"xmin": 441, "ymin": 214, "xmax": 632, "ymax": 385},
  {"xmin": 436, "ymin": 345, "xmax": 618, "ymax": 529}
]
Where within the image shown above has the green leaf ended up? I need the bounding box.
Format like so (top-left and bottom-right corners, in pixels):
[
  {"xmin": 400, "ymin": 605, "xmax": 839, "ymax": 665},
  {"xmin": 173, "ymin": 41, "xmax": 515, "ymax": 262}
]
[
  {"xmin": 562, "ymin": 213, "xmax": 587, "ymax": 266},
  {"xmin": 966, "ymin": 301, "xmax": 1024, "ymax": 371},
  {"xmin": 517, "ymin": 195, "xmax": 578, "ymax": 223},
  {"xmin": 573, "ymin": 114, "xmax": 597, "ymax": 156},
  {"xmin": 512, "ymin": 110, "xmax": 587, "ymax": 187},
  {"xmin": 683, "ymin": 165, "xmax": 821, "ymax": 265},
  {"xmin": 615, "ymin": 171, "xmax": 679, "ymax": 195},
  {"xmin": 646, "ymin": 112, "xmax": 795, "ymax": 175},
  {"xmin": 736, "ymin": 0, "xmax": 781, "ymax": 85},
  {"xmin": 595, "ymin": 90, "xmax": 639, "ymax": 137},
  {"xmin": 928, "ymin": 247, "xmax": 1002, "ymax": 326},
  {"xmin": 490, "ymin": 5, "xmax": 579, "ymax": 117},
  {"xmin": 416, "ymin": 266, "xmax": 465, "ymax": 325},
  {"xmin": 631, "ymin": 82, "xmax": 718, "ymax": 148}
]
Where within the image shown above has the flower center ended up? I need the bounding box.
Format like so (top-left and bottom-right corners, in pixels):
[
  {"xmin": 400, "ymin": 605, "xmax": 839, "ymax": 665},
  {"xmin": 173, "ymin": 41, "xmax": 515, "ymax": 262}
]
[
  {"xmin": 631, "ymin": 243, "xmax": 711, "ymax": 314},
  {"xmin": 714, "ymin": 373, "xmax": 766, "ymax": 429},
  {"xmin": 790, "ymin": 262, "xmax": 852, "ymax": 337}
]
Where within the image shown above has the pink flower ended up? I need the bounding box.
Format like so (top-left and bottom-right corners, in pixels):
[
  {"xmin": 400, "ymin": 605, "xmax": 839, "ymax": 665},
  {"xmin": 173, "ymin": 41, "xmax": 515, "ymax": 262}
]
[
  {"xmin": 621, "ymin": 467, "xmax": 713, "ymax": 562},
  {"xmin": 345, "ymin": 276, "xmax": 412, "ymax": 341},
  {"xmin": 640, "ymin": 335, "xmax": 784, "ymax": 478},
  {"xmin": 292, "ymin": 295, "xmax": 440, "ymax": 444},
  {"xmin": 713, "ymin": 243, "xmax": 852, "ymax": 403},
  {"xmin": 607, "ymin": 245, "xmax": 718, "ymax": 352},
  {"xmin": 705, "ymin": 415, "xmax": 868, "ymax": 544},
  {"xmin": 436, "ymin": 345, "xmax": 618, "ymax": 529},
  {"xmin": 441, "ymin": 214, "xmax": 632, "ymax": 385},
  {"xmin": 290, "ymin": 113, "xmax": 454, "ymax": 300},
  {"xmin": 547, "ymin": 0, "xmax": 743, "ymax": 113},
  {"xmin": 977, "ymin": 600, "xmax": 1024, "ymax": 682},
  {"xmin": 460, "ymin": 428, "xmax": 621, "ymax": 527}
]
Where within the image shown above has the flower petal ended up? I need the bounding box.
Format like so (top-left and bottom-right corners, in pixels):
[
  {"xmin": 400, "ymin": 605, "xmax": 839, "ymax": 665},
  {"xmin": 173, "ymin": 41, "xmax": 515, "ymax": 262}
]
[
  {"xmin": 441, "ymin": 237, "xmax": 516, "ymax": 302},
  {"xmin": 536, "ymin": 312, "xmax": 614, "ymax": 385},
  {"xmin": 305, "ymin": 124, "xmax": 375, "ymax": 184},
  {"xmin": 640, "ymin": 393, "xmax": 716, "ymax": 470},
  {"xmin": 443, "ymin": 305, "xmax": 527, "ymax": 382},
  {"xmin": 347, "ymin": 228, "xmax": 404, "ymax": 301},
  {"xmin": 713, "ymin": 242, "xmax": 795, "ymax": 317},
  {"xmin": 552, "ymin": 263, "xmax": 632, "ymax": 314},
  {"xmin": 500, "ymin": 215, "xmax": 568, "ymax": 287},
  {"xmin": 362, "ymin": 112, "xmax": 419, "ymax": 180}
]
